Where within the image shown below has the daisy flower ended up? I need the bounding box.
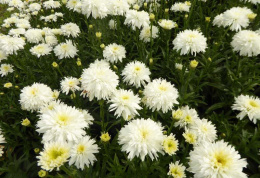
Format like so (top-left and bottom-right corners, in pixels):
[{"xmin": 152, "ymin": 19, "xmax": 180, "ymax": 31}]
[
  {"xmin": 61, "ymin": 23, "xmax": 81, "ymax": 38},
  {"xmin": 69, "ymin": 136, "xmax": 99, "ymax": 170},
  {"xmin": 109, "ymin": 89, "xmax": 142, "ymax": 120},
  {"xmin": 139, "ymin": 26, "xmax": 159, "ymax": 42},
  {"xmin": 143, "ymin": 78, "xmax": 179, "ymax": 113},
  {"xmin": 188, "ymin": 140, "xmax": 247, "ymax": 178},
  {"xmin": 54, "ymin": 40, "xmax": 78, "ymax": 59},
  {"xmin": 122, "ymin": 61, "xmax": 151, "ymax": 88},
  {"xmin": 232, "ymin": 94, "xmax": 260, "ymax": 124},
  {"xmin": 163, "ymin": 134, "xmax": 179, "ymax": 156},
  {"xmin": 37, "ymin": 104, "xmax": 88, "ymax": 143},
  {"xmin": 118, "ymin": 118, "xmax": 165, "ymax": 161},
  {"xmin": 124, "ymin": 10, "xmax": 150, "ymax": 30},
  {"xmin": 0, "ymin": 64, "xmax": 14, "ymax": 77},
  {"xmin": 168, "ymin": 161, "xmax": 186, "ymax": 178},
  {"xmin": 173, "ymin": 29, "xmax": 207, "ymax": 56},
  {"xmin": 231, "ymin": 30, "xmax": 260, "ymax": 57},
  {"xmin": 30, "ymin": 44, "xmax": 52, "ymax": 58},
  {"xmin": 103, "ymin": 43, "xmax": 126, "ymax": 63},
  {"xmin": 37, "ymin": 141, "xmax": 70, "ymax": 171},
  {"xmin": 20, "ymin": 83, "xmax": 54, "ymax": 111},
  {"xmin": 60, "ymin": 77, "xmax": 80, "ymax": 95},
  {"xmin": 158, "ymin": 19, "xmax": 176, "ymax": 30}
]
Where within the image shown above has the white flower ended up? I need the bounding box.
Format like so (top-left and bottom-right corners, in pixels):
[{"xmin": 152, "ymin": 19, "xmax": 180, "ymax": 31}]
[
  {"xmin": 61, "ymin": 23, "xmax": 81, "ymax": 38},
  {"xmin": 231, "ymin": 30, "xmax": 260, "ymax": 57},
  {"xmin": 37, "ymin": 141, "xmax": 70, "ymax": 171},
  {"xmin": 0, "ymin": 35, "xmax": 25, "ymax": 55},
  {"xmin": 60, "ymin": 77, "xmax": 80, "ymax": 94},
  {"xmin": 122, "ymin": 61, "xmax": 151, "ymax": 88},
  {"xmin": 173, "ymin": 106, "xmax": 199, "ymax": 128},
  {"xmin": 222, "ymin": 7, "xmax": 253, "ymax": 31},
  {"xmin": 29, "ymin": 3, "xmax": 41, "ymax": 12},
  {"xmin": 109, "ymin": 89, "xmax": 142, "ymax": 120},
  {"xmin": 173, "ymin": 29, "xmax": 207, "ymax": 56},
  {"xmin": 30, "ymin": 43, "xmax": 52, "ymax": 58},
  {"xmin": 118, "ymin": 118, "xmax": 165, "ymax": 161},
  {"xmin": 168, "ymin": 161, "xmax": 186, "ymax": 178},
  {"xmin": 158, "ymin": 19, "xmax": 176, "ymax": 30},
  {"xmin": 69, "ymin": 136, "xmax": 99, "ymax": 170},
  {"xmin": 188, "ymin": 118, "xmax": 217, "ymax": 144},
  {"xmin": 175, "ymin": 63, "xmax": 183, "ymax": 70},
  {"xmin": 163, "ymin": 134, "xmax": 179, "ymax": 156},
  {"xmin": 15, "ymin": 19, "xmax": 31, "ymax": 29},
  {"xmin": 54, "ymin": 40, "xmax": 78, "ymax": 59},
  {"xmin": 143, "ymin": 78, "xmax": 179, "ymax": 113},
  {"xmin": 45, "ymin": 35, "xmax": 58, "ymax": 46},
  {"xmin": 25, "ymin": 29, "xmax": 43, "ymax": 43},
  {"xmin": 124, "ymin": 10, "xmax": 150, "ymax": 30},
  {"xmin": 8, "ymin": 28, "xmax": 25, "ymax": 37},
  {"xmin": 80, "ymin": 64, "xmax": 119, "ymax": 101},
  {"xmin": 232, "ymin": 94, "xmax": 260, "ymax": 124},
  {"xmin": 109, "ymin": 19, "xmax": 117, "ymax": 30},
  {"xmin": 0, "ymin": 129, "xmax": 6, "ymax": 144},
  {"xmin": 43, "ymin": 0, "xmax": 61, "ymax": 9},
  {"xmin": 139, "ymin": 26, "xmax": 159, "ymax": 42},
  {"xmin": 188, "ymin": 140, "xmax": 247, "ymax": 178},
  {"xmin": 103, "ymin": 43, "xmax": 126, "ymax": 63},
  {"xmin": 36, "ymin": 104, "xmax": 88, "ymax": 143},
  {"xmin": 0, "ymin": 50, "xmax": 8, "ymax": 62},
  {"xmin": 108, "ymin": 0, "xmax": 129, "ymax": 16},
  {"xmin": 0, "ymin": 64, "xmax": 14, "ymax": 77},
  {"xmin": 19, "ymin": 83, "xmax": 54, "ymax": 112},
  {"xmin": 171, "ymin": 2, "xmax": 190, "ymax": 13},
  {"xmin": 213, "ymin": 14, "xmax": 225, "ymax": 27},
  {"xmin": 67, "ymin": 0, "xmax": 81, "ymax": 12},
  {"xmin": 81, "ymin": 0, "xmax": 109, "ymax": 19}
]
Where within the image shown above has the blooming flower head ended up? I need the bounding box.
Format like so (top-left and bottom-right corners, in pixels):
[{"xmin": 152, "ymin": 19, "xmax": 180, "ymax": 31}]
[
  {"xmin": 61, "ymin": 23, "xmax": 81, "ymax": 38},
  {"xmin": 0, "ymin": 35, "xmax": 25, "ymax": 55},
  {"xmin": 81, "ymin": 0, "xmax": 109, "ymax": 19},
  {"xmin": 232, "ymin": 94, "xmax": 260, "ymax": 124},
  {"xmin": 0, "ymin": 64, "xmax": 14, "ymax": 77},
  {"xmin": 171, "ymin": 2, "xmax": 190, "ymax": 13},
  {"xmin": 173, "ymin": 106, "xmax": 199, "ymax": 128},
  {"xmin": 118, "ymin": 118, "xmax": 165, "ymax": 161},
  {"xmin": 0, "ymin": 50, "xmax": 8, "ymax": 62},
  {"xmin": 143, "ymin": 78, "xmax": 179, "ymax": 113},
  {"xmin": 168, "ymin": 161, "xmax": 186, "ymax": 178},
  {"xmin": 188, "ymin": 118, "xmax": 217, "ymax": 144},
  {"xmin": 25, "ymin": 29, "xmax": 44, "ymax": 43},
  {"xmin": 80, "ymin": 63, "xmax": 119, "ymax": 101},
  {"xmin": 109, "ymin": 89, "xmax": 142, "ymax": 120},
  {"xmin": 30, "ymin": 44, "xmax": 52, "ymax": 58},
  {"xmin": 108, "ymin": 0, "xmax": 129, "ymax": 16},
  {"xmin": 54, "ymin": 40, "xmax": 78, "ymax": 59},
  {"xmin": 173, "ymin": 29, "xmax": 207, "ymax": 56},
  {"xmin": 139, "ymin": 26, "xmax": 159, "ymax": 42},
  {"xmin": 188, "ymin": 140, "xmax": 247, "ymax": 178},
  {"xmin": 103, "ymin": 43, "xmax": 126, "ymax": 63},
  {"xmin": 69, "ymin": 136, "xmax": 99, "ymax": 170},
  {"xmin": 124, "ymin": 10, "xmax": 150, "ymax": 30},
  {"xmin": 37, "ymin": 104, "xmax": 89, "ymax": 143},
  {"xmin": 163, "ymin": 134, "xmax": 179, "ymax": 155},
  {"xmin": 122, "ymin": 61, "xmax": 151, "ymax": 88},
  {"xmin": 231, "ymin": 30, "xmax": 260, "ymax": 57},
  {"xmin": 222, "ymin": 7, "xmax": 253, "ymax": 31},
  {"xmin": 43, "ymin": 0, "xmax": 61, "ymax": 9},
  {"xmin": 20, "ymin": 83, "xmax": 54, "ymax": 111},
  {"xmin": 37, "ymin": 141, "xmax": 70, "ymax": 171},
  {"xmin": 183, "ymin": 129, "xmax": 197, "ymax": 145},
  {"xmin": 60, "ymin": 76, "xmax": 80, "ymax": 95},
  {"xmin": 158, "ymin": 19, "xmax": 176, "ymax": 30}
]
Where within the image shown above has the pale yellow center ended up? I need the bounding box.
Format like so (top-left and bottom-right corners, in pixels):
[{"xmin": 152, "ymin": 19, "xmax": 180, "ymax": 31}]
[
  {"xmin": 134, "ymin": 66, "xmax": 141, "ymax": 71},
  {"xmin": 57, "ymin": 114, "xmax": 69, "ymax": 126},
  {"xmin": 249, "ymin": 100, "xmax": 259, "ymax": 108},
  {"xmin": 122, "ymin": 95, "xmax": 129, "ymax": 100},
  {"xmin": 159, "ymin": 85, "xmax": 167, "ymax": 91},
  {"xmin": 77, "ymin": 144, "xmax": 85, "ymax": 154}
]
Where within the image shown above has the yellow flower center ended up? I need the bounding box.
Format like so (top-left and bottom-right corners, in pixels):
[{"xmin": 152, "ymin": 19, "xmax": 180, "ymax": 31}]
[
  {"xmin": 134, "ymin": 66, "xmax": 141, "ymax": 71},
  {"xmin": 213, "ymin": 151, "xmax": 230, "ymax": 169},
  {"xmin": 159, "ymin": 85, "xmax": 167, "ymax": 91},
  {"xmin": 77, "ymin": 144, "xmax": 85, "ymax": 154},
  {"xmin": 184, "ymin": 115, "xmax": 192, "ymax": 123},
  {"xmin": 49, "ymin": 149, "xmax": 65, "ymax": 160},
  {"xmin": 122, "ymin": 95, "xmax": 129, "ymax": 100},
  {"xmin": 57, "ymin": 114, "xmax": 69, "ymax": 126},
  {"xmin": 249, "ymin": 100, "xmax": 259, "ymax": 108}
]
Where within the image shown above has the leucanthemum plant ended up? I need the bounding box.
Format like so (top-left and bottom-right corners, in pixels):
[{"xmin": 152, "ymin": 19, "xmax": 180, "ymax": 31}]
[{"xmin": 0, "ymin": 0, "xmax": 259, "ymax": 177}]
